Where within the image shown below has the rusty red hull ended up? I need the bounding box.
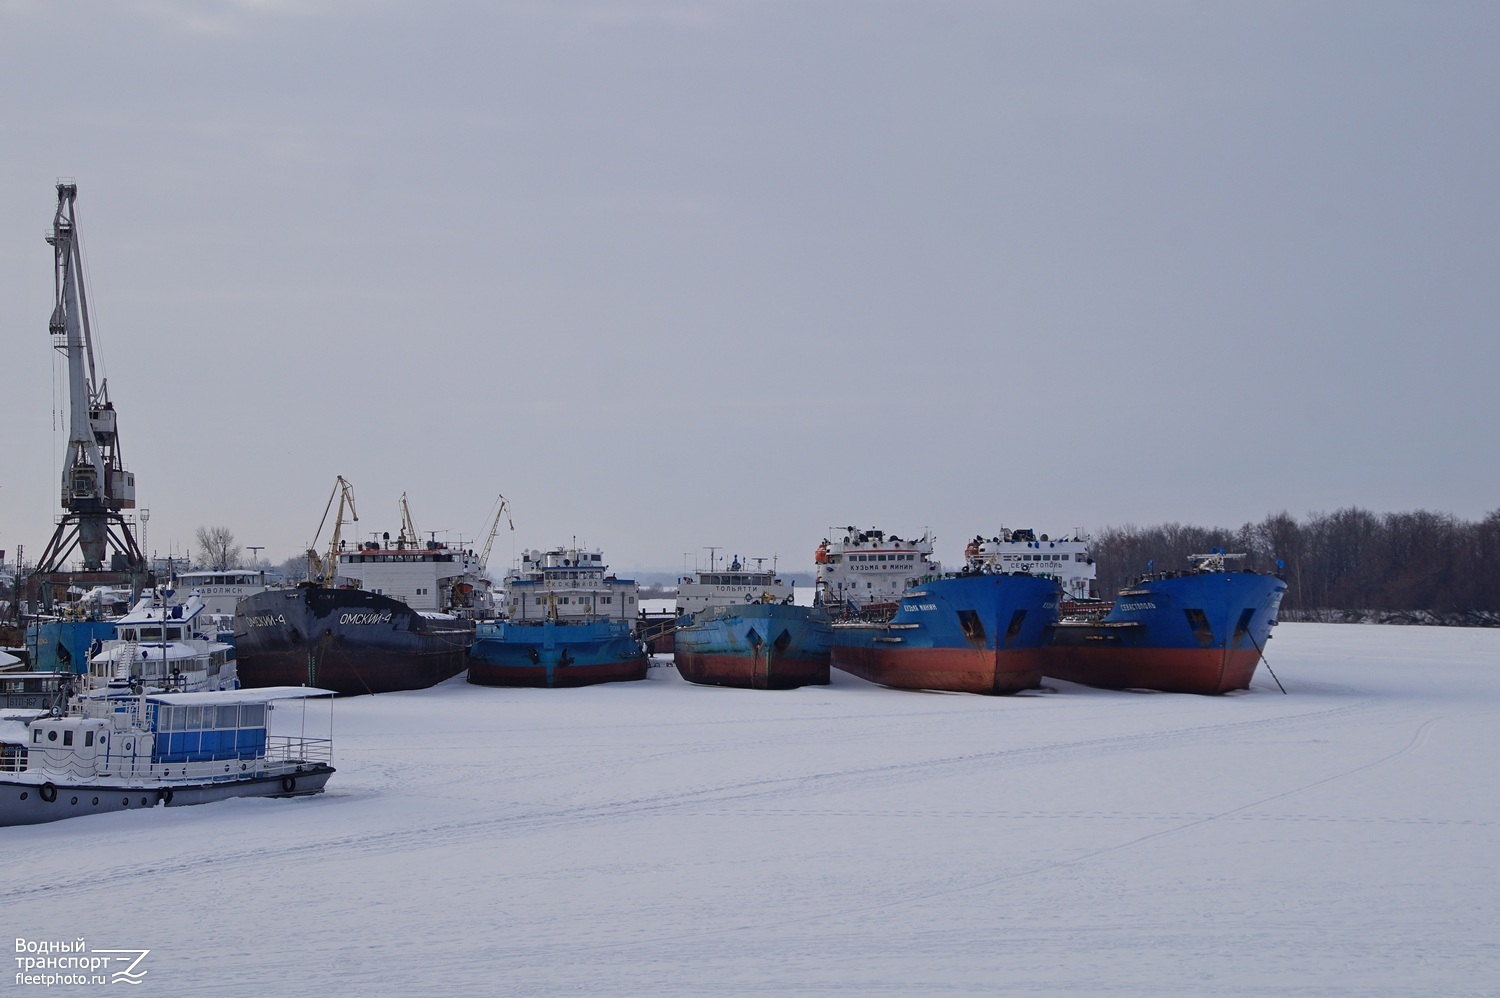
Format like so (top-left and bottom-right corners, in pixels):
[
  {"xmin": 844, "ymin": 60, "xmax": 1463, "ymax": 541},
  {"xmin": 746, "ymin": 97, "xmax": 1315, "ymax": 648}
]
[
  {"xmin": 1042, "ymin": 645, "xmax": 1263, "ymax": 695},
  {"xmin": 467, "ymin": 658, "xmax": 647, "ymax": 688},
  {"xmin": 675, "ymin": 651, "xmax": 829, "ymax": 690},
  {"xmin": 832, "ymin": 645, "xmax": 1044, "ymax": 695}
]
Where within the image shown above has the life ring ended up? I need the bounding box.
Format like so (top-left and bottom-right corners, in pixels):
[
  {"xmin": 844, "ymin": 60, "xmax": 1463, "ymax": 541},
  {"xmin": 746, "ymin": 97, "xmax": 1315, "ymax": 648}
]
[
  {"xmin": 39, "ymin": 782, "xmax": 57, "ymax": 803},
  {"xmin": 157, "ymin": 788, "xmax": 174, "ymax": 805},
  {"xmin": 281, "ymin": 775, "xmax": 297, "ymax": 794}
]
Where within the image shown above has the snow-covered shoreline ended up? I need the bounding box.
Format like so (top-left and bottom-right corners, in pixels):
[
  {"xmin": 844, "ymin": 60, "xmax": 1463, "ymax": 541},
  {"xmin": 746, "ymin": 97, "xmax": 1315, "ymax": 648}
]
[{"xmin": 11, "ymin": 622, "xmax": 1497, "ymax": 995}]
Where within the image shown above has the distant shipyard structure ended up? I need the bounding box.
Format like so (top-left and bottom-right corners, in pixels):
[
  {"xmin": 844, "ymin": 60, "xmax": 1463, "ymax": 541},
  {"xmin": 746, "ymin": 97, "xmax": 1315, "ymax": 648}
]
[{"xmin": 30, "ymin": 182, "xmax": 149, "ymax": 608}]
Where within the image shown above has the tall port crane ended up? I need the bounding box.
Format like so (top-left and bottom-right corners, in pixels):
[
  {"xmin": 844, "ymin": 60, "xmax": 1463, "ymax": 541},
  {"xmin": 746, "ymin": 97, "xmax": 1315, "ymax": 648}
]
[{"xmin": 31, "ymin": 182, "xmax": 147, "ymax": 606}]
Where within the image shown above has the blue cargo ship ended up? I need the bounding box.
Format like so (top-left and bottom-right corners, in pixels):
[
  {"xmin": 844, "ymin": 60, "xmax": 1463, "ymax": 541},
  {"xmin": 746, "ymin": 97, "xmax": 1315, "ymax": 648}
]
[
  {"xmin": 674, "ymin": 601, "xmax": 832, "ymax": 690},
  {"xmin": 1044, "ymin": 552, "xmax": 1286, "ymax": 695},
  {"xmin": 467, "ymin": 543, "xmax": 646, "ymax": 688},
  {"xmin": 467, "ymin": 618, "xmax": 646, "ymax": 687},
  {"xmin": 830, "ymin": 572, "xmax": 1062, "ymax": 694}
]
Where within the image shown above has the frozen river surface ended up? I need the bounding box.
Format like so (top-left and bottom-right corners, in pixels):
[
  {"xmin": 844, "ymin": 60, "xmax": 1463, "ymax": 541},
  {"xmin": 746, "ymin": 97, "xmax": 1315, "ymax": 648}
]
[{"xmin": 10, "ymin": 622, "xmax": 1498, "ymax": 996}]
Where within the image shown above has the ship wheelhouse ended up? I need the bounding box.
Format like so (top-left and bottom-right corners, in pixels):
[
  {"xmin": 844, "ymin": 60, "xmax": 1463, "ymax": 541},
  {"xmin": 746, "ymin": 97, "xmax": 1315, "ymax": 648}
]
[
  {"xmin": 502, "ymin": 546, "xmax": 639, "ymax": 627},
  {"xmin": 676, "ymin": 554, "xmax": 792, "ymax": 614},
  {"xmin": 815, "ymin": 527, "xmax": 940, "ymax": 613},
  {"xmin": 335, "ymin": 538, "xmax": 487, "ymax": 616}
]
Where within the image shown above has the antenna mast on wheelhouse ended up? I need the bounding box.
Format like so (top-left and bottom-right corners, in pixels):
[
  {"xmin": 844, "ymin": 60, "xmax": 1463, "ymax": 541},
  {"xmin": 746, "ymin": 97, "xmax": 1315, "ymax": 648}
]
[{"xmin": 31, "ymin": 181, "xmax": 148, "ymax": 607}]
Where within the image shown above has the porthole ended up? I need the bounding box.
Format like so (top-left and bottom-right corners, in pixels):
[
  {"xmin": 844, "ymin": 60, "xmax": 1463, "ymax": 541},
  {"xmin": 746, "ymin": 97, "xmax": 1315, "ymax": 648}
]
[
  {"xmin": 70, "ymin": 796, "xmax": 78, "ymax": 805},
  {"xmin": 122, "ymin": 797, "xmax": 129, "ymax": 806},
  {"xmin": 19, "ymin": 792, "xmax": 27, "ymax": 801},
  {"xmin": 140, "ymin": 797, "xmax": 148, "ymax": 806},
  {"xmin": 47, "ymin": 731, "xmax": 57, "ymax": 742},
  {"xmin": 91, "ymin": 796, "xmax": 99, "ymax": 805}
]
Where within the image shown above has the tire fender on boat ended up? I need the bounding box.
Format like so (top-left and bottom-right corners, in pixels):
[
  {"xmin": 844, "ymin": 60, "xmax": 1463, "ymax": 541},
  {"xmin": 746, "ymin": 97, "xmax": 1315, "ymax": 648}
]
[
  {"xmin": 281, "ymin": 775, "xmax": 297, "ymax": 794},
  {"xmin": 157, "ymin": 788, "xmax": 174, "ymax": 805},
  {"xmin": 39, "ymin": 782, "xmax": 57, "ymax": 803}
]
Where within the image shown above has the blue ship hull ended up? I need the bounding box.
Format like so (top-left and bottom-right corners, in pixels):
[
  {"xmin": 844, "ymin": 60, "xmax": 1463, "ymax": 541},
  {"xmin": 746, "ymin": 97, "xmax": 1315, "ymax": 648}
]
[
  {"xmin": 674, "ymin": 603, "xmax": 832, "ymax": 690},
  {"xmin": 467, "ymin": 619, "xmax": 647, "ymax": 688},
  {"xmin": 830, "ymin": 573, "xmax": 1061, "ymax": 694},
  {"xmin": 1045, "ymin": 571, "xmax": 1286, "ymax": 694},
  {"xmin": 27, "ymin": 620, "xmax": 118, "ymax": 674}
]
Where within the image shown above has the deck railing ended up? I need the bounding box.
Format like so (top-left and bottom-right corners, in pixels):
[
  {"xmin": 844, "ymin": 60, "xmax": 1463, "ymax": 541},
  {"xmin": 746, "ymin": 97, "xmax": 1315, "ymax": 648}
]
[{"xmin": 265, "ymin": 736, "xmax": 334, "ymax": 767}]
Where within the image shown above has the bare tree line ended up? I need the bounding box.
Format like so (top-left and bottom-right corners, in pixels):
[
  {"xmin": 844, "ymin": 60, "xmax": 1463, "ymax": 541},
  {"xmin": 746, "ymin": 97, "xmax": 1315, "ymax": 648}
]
[{"xmin": 1091, "ymin": 508, "xmax": 1500, "ymax": 622}]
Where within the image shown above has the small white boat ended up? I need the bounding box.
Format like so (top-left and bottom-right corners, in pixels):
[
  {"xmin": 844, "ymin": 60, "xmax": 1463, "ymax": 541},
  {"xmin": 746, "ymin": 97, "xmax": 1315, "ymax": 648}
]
[
  {"xmin": 0, "ymin": 684, "xmax": 335, "ymax": 826},
  {"xmin": 87, "ymin": 592, "xmax": 237, "ymax": 693}
]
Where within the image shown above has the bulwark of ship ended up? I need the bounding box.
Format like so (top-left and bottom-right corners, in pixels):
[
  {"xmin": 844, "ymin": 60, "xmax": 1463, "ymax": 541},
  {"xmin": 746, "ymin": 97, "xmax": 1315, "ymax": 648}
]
[
  {"xmin": 467, "ymin": 619, "xmax": 647, "ymax": 688},
  {"xmin": 674, "ymin": 602, "xmax": 832, "ymax": 690},
  {"xmin": 831, "ymin": 573, "xmax": 1061, "ymax": 695},
  {"xmin": 233, "ymin": 585, "xmax": 473, "ymax": 696},
  {"xmin": 1043, "ymin": 568, "xmax": 1286, "ymax": 695}
]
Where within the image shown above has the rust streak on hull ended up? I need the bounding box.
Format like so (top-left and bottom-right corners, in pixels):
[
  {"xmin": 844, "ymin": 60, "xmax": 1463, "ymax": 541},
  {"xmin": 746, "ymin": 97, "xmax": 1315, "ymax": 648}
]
[
  {"xmin": 832, "ymin": 646, "xmax": 1043, "ymax": 695},
  {"xmin": 675, "ymin": 652, "xmax": 830, "ymax": 690},
  {"xmin": 1042, "ymin": 646, "xmax": 1262, "ymax": 695},
  {"xmin": 467, "ymin": 659, "xmax": 647, "ymax": 688}
]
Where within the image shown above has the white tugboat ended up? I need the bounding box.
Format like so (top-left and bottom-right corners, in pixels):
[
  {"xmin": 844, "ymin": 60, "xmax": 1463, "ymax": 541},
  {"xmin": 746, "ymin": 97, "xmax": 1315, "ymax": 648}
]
[{"xmin": 0, "ymin": 681, "xmax": 335, "ymax": 826}]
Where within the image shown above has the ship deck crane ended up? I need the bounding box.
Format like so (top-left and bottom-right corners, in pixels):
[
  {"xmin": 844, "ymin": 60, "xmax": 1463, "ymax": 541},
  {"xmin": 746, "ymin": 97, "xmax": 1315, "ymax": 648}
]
[
  {"xmin": 31, "ymin": 182, "xmax": 147, "ymax": 608},
  {"xmin": 476, "ymin": 494, "xmax": 513, "ymax": 572},
  {"xmin": 307, "ymin": 476, "xmax": 358, "ymax": 584},
  {"xmin": 398, "ymin": 492, "xmax": 419, "ymax": 550}
]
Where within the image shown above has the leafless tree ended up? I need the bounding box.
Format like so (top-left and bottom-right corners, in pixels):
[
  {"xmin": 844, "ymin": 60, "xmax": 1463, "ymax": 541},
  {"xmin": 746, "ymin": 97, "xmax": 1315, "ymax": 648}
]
[{"xmin": 195, "ymin": 526, "xmax": 240, "ymax": 571}]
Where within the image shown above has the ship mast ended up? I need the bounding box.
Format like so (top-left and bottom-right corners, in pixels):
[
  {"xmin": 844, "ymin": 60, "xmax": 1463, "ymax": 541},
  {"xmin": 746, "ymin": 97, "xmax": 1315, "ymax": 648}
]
[{"xmin": 31, "ymin": 182, "xmax": 148, "ymax": 607}]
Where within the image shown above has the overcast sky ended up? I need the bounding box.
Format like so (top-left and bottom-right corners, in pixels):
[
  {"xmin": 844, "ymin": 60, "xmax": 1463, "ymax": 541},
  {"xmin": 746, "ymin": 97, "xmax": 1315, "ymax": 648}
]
[{"xmin": 1, "ymin": 0, "xmax": 1495, "ymax": 575}]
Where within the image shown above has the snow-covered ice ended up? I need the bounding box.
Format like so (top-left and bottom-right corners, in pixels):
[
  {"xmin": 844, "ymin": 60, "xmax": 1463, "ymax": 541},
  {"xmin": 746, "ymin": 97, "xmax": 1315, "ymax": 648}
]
[{"xmin": 10, "ymin": 623, "xmax": 1498, "ymax": 995}]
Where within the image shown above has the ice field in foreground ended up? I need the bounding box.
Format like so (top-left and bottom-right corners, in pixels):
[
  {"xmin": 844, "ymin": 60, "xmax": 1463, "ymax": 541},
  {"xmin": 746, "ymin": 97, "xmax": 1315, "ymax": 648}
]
[{"xmin": 10, "ymin": 622, "xmax": 1497, "ymax": 996}]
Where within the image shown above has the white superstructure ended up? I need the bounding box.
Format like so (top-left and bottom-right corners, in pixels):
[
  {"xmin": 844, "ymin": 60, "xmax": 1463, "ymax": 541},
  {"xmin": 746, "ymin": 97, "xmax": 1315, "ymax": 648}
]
[
  {"xmin": 676, "ymin": 554, "xmax": 792, "ymax": 615},
  {"xmin": 814, "ymin": 527, "xmax": 941, "ymax": 612},
  {"xmin": 87, "ymin": 593, "xmax": 238, "ymax": 693},
  {"xmin": 503, "ymin": 545, "xmax": 639, "ymax": 626},
  {"xmin": 336, "ymin": 539, "xmax": 492, "ymax": 618},
  {"xmin": 169, "ymin": 569, "xmax": 269, "ymax": 616},
  {"xmin": 964, "ymin": 528, "xmax": 1096, "ymax": 600}
]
